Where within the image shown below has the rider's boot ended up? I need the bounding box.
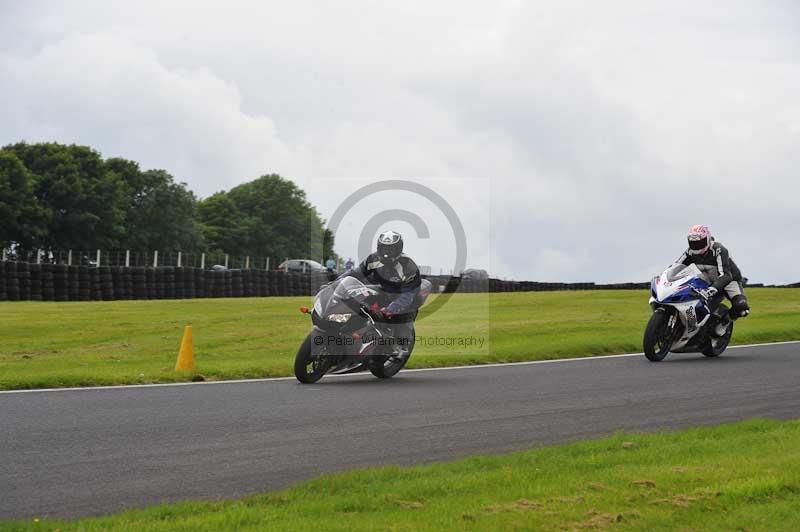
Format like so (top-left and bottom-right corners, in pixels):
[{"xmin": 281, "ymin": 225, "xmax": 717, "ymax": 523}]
[{"xmin": 714, "ymin": 316, "xmax": 731, "ymax": 337}]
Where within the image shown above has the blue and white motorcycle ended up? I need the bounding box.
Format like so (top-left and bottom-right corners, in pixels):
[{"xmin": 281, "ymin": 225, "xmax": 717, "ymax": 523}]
[{"xmin": 644, "ymin": 263, "xmax": 733, "ymax": 361}]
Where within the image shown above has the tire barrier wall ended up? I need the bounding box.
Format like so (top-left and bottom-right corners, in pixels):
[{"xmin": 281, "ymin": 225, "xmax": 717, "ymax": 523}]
[
  {"xmin": 0, "ymin": 263, "xmax": 334, "ymax": 301},
  {"xmin": 0, "ymin": 263, "xmax": 792, "ymax": 302}
]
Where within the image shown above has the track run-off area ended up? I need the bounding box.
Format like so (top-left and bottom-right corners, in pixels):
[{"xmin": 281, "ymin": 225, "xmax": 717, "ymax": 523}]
[{"xmin": 1, "ymin": 341, "xmax": 799, "ymax": 519}]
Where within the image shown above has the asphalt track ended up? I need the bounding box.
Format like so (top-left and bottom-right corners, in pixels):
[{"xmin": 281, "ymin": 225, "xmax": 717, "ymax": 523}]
[{"xmin": 2, "ymin": 341, "xmax": 799, "ymax": 520}]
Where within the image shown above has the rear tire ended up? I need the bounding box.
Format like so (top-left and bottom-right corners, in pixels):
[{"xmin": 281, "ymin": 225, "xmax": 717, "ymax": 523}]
[
  {"xmin": 643, "ymin": 310, "xmax": 672, "ymax": 362},
  {"xmin": 294, "ymin": 333, "xmax": 331, "ymax": 383},
  {"xmin": 702, "ymin": 321, "xmax": 733, "ymax": 357},
  {"xmin": 369, "ymin": 329, "xmax": 415, "ymax": 378}
]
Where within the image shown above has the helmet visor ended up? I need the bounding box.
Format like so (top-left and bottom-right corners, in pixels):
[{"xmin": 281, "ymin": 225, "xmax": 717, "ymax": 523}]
[{"xmin": 688, "ymin": 237, "xmax": 708, "ymax": 251}]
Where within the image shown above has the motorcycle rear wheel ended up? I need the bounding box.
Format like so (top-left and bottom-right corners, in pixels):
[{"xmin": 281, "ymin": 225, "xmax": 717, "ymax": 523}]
[
  {"xmin": 702, "ymin": 321, "xmax": 733, "ymax": 357},
  {"xmin": 643, "ymin": 310, "xmax": 672, "ymax": 362},
  {"xmin": 368, "ymin": 330, "xmax": 415, "ymax": 379},
  {"xmin": 294, "ymin": 333, "xmax": 332, "ymax": 384}
]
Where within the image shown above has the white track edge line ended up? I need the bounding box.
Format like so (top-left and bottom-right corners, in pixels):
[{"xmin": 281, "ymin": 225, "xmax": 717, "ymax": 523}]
[{"xmin": 2, "ymin": 339, "xmax": 798, "ymax": 395}]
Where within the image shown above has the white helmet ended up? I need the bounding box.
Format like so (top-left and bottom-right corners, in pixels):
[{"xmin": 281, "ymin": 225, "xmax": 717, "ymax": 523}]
[{"xmin": 687, "ymin": 224, "xmax": 712, "ymax": 255}]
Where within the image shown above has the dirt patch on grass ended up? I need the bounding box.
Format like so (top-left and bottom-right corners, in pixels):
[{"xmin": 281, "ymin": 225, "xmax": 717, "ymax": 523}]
[{"xmin": 484, "ymin": 499, "xmax": 543, "ymax": 513}]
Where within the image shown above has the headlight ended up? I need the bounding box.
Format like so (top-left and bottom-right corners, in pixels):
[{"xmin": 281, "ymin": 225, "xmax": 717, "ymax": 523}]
[
  {"xmin": 326, "ymin": 313, "xmax": 352, "ymax": 323},
  {"xmin": 313, "ymin": 298, "xmax": 322, "ymax": 315}
]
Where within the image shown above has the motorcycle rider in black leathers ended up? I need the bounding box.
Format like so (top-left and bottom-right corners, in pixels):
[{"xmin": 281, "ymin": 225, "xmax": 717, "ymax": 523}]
[
  {"xmin": 674, "ymin": 224, "xmax": 750, "ymax": 335},
  {"xmin": 338, "ymin": 230, "xmax": 422, "ymax": 353}
]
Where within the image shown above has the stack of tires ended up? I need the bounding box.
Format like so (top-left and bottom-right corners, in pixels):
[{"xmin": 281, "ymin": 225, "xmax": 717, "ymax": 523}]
[
  {"xmin": 251, "ymin": 270, "xmax": 262, "ymax": 296},
  {"xmin": 292, "ymin": 272, "xmax": 300, "ymax": 295},
  {"xmin": 119, "ymin": 267, "xmax": 132, "ymax": 299},
  {"xmin": 130, "ymin": 267, "xmax": 146, "ymax": 299},
  {"xmin": 205, "ymin": 269, "xmax": 217, "ymax": 297},
  {"xmin": 231, "ymin": 269, "xmax": 243, "ymax": 297},
  {"xmin": 193, "ymin": 267, "xmax": 205, "ymax": 298},
  {"xmin": 39, "ymin": 264, "xmax": 54, "ymax": 300},
  {"xmin": 180, "ymin": 267, "xmax": 194, "ymax": 299},
  {"xmin": 241, "ymin": 269, "xmax": 251, "ymax": 297},
  {"xmin": 28, "ymin": 263, "xmax": 42, "ymax": 300},
  {"xmin": 110, "ymin": 267, "xmax": 122, "ymax": 299},
  {"xmin": 154, "ymin": 268, "xmax": 165, "ymax": 299},
  {"xmin": 268, "ymin": 270, "xmax": 279, "ymax": 295},
  {"xmin": 52, "ymin": 264, "xmax": 69, "ymax": 301},
  {"xmin": 97, "ymin": 266, "xmax": 113, "ymax": 300},
  {"xmin": 163, "ymin": 267, "xmax": 175, "ymax": 298},
  {"xmin": 16, "ymin": 262, "xmax": 30, "ymax": 300},
  {"xmin": 4, "ymin": 262, "xmax": 19, "ymax": 300},
  {"xmin": 76, "ymin": 266, "xmax": 90, "ymax": 301},
  {"xmin": 223, "ymin": 270, "xmax": 233, "ymax": 297},
  {"xmin": 67, "ymin": 265, "xmax": 80, "ymax": 300},
  {"xmin": 145, "ymin": 267, "xmax": 156, "ymax": 299}
]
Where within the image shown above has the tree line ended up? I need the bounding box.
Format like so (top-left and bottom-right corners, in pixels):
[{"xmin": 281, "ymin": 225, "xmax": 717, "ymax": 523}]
[{"xmin": 0, "ymin": 142, "xmax": 334, "ymax": 261}]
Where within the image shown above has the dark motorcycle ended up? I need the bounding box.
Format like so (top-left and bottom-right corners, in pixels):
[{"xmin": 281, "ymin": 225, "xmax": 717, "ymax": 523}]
[{"xmin": 294, "ymin": 276, "xmax": 431, "ymax": 383}]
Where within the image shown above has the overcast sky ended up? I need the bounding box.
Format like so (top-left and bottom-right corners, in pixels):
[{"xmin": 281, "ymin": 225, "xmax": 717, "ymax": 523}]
[{"xmin": 2, "ymin": 1, "xmax": 799, "ymax": 283}]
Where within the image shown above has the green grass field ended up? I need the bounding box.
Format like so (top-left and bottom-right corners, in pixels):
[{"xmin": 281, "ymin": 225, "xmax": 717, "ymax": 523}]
[
  {"xmin": 3, "ymin": 418, "xmax": 798, "ymax": 531},
  {"xmin": 1, "ymin": 288, "xmax": 799, "ymax": 390}
]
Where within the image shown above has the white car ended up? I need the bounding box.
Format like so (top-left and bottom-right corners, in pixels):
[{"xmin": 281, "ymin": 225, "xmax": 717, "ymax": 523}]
[{"xmin": 278, "ymin": 259, "xmax": 327, "ymax": 273}]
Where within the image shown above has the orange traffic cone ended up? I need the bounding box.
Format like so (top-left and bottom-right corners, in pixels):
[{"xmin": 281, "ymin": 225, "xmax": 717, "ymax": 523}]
[{"xmin": 175, "ymin": 325, "xmax": 195, "ymax": 371}]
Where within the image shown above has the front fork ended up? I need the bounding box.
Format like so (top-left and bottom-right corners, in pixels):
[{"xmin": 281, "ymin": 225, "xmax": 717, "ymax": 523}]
[{"xmin": 653, "ymin": 305, "xmax": 682, "ymax": 344}]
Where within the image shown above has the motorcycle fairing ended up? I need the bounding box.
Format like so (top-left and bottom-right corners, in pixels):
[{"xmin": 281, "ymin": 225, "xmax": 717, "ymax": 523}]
[{"xmin": 650, "ymin": 263, "xmax": 712, "ymax": 351}]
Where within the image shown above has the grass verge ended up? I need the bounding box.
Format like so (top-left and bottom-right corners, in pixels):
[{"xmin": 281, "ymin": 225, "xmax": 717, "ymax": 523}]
[
  {"xmin": 2, "ymin": 418, "xmax": 799, "ymax": 531},
  {"xmin": 1, "ymin": 288, "xmax": 799, "ymax": 390}
]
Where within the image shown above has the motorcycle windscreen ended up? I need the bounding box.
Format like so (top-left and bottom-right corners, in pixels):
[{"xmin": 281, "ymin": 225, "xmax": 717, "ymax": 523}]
[
  {"xmin": 663, "ymin": 263, "xmax": 702, "ymax": 283},
  {"xmin": 332, "ymin": 276, "xmax": 376, "ymax": 303},
  {"xmin": 315, "ymin": 276, "xmax": 376, "ymax": 317}
]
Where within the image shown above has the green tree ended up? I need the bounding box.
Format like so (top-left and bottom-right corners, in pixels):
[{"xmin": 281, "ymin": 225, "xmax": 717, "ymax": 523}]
[
  {"xmin": 108, "ymin": 158, "xmax": 204, "ymax": 251},
  {"xmin": 2, "ymin": 142, "xmax": 334, "ymax": 260},
  {"xmin": 3, "ymin": 142, "xmax": 126, "ymax": 250},
  {"xmin": 197, "ymin": 174, "xmax": 333, "ymax": 260},
  {"xmin": 0, "ymin": 151, "xmax": 47, "ymax": 249},
  {"xmin": 197, "ymin": 192, "xmax": 246, "ymax": 254}
]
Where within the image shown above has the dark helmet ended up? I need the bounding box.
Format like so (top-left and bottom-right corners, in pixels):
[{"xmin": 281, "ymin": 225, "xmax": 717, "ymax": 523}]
[{"xmin": 377, "ymin": 230, "xmax": 403, "ymax": 261}]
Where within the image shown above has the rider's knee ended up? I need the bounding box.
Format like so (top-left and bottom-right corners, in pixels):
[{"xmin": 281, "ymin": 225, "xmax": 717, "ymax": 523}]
[{"xmin": 730, "ymin": 294, "xmax": 750, "ymax": 319}]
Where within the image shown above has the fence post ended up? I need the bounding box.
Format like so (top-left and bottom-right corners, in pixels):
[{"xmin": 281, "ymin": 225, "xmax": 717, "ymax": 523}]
[
  {"xmin": 245, "ymin": 256, "xmax": 250, "ymax": 269},
  {"xmin": 96, "ymin": 249, "xmax": 101, "ymax": 268},
  {"xmin": 67, "ymin": 250, "xmax": 72, "ymax": 266},
  {"xmin": 284, "ymin": 257, "xmax": 289, "ymax": 272},
  {"xmin": 1, "ymin": 248, "xmax": 6, "ymax": 261},
  {"xmin": 125, "ymin": 250, "xmax": 130, "ymax": 267},
  {"xmin": 224, "ymin": 254, "xmax": 229, "ymax": 269},
  {"xmin": 200, "ymin": 253, "xmax": 205, "ymax": 269},
  {"xmin": 265, "ymin": 257, "xmax": 270, "ymax": 270},
  {"xmin": 177, "ymin": 251, "xmax": 182, "ymax": 268},
  {"xmin": 153, "ymin": 250, "xmax": 159, "ymax": 268},
  {"xmin": 36, "ymin": 249, "xmax": 42, "ymax": 264}
]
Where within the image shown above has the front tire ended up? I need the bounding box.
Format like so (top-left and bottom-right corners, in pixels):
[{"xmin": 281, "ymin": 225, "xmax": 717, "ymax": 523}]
[
  {"xmin": 643, "ymin": 310, "xmax": 672, "ymax": 362},
  {"xmin": 294, "ymin": 333, "xmax": 331, "ymax": 384}
]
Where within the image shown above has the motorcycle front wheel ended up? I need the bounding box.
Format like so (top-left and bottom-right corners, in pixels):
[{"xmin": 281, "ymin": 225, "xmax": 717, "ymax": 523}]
[
  {"xmin": 294, "ymin": 332, "xmax": 332, "ymax": 384},
  {"xmin": 643, "ymin": 310, "xmax": 672, "ymax": 362}
]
